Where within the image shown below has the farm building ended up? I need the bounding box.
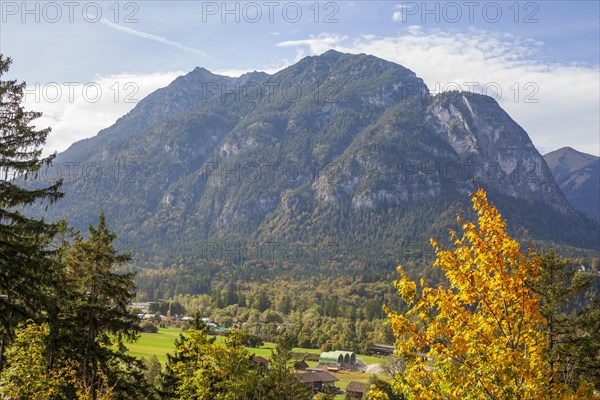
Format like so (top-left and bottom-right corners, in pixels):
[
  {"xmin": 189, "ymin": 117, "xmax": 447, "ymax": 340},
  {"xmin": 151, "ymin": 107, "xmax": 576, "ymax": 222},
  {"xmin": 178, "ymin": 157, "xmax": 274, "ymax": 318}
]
[
  {"xmin": 319, "ymin": 350, "xmax": 356, "ymax": 366},
  {"xmin": 293, "ymin": 371, "xmax": 339, "ymax": 393},
  {"xmin": 293, "ymin": 360, "xmax": 309, "ymax": 371},
  {"xmin": 368, "ymin": 344, "xmax": 395, "ymax": 356},
  {"xmin": 345, "ymin": 381, "xmax": 369, "ymax": 399}
]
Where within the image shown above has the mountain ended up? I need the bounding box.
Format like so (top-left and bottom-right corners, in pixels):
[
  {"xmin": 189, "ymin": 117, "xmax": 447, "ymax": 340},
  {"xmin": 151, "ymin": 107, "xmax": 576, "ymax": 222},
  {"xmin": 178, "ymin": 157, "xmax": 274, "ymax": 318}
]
[
  {"xmin": 26, "ymin": 50, "xmax": 599, "ymax": 293},
  {"xmin": 544, "ymin": 147, "xmax": 600, "ymax": 221}
]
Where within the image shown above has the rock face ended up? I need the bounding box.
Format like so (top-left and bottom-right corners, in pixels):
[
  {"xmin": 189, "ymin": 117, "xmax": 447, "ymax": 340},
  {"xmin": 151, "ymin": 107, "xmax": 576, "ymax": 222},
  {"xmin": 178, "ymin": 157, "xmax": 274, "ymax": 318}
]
[
  {"xmin": 428, "ymin": 93, "xmax": 570, "ymax": 213},
  {"xmin": 27, "ymin": 50, "xmax": 599, "ymax": 270},
  {"xmin": 545, "ymin": 147, "xmax": 600, "ymax": 221}
]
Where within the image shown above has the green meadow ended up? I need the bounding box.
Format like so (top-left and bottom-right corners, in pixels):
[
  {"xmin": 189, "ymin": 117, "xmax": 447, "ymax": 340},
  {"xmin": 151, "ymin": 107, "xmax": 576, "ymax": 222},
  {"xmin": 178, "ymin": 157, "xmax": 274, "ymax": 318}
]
[
  {"xmin": 126, "ymin": 327, "xmax": 183, "ymax": 364},
  {"xmin": 128, "ymin": 327, "xmax": 387, "ymax": 365},
  {"xmin": 127, "ymin": 327, "xmax": 391, "ymax": 397}
]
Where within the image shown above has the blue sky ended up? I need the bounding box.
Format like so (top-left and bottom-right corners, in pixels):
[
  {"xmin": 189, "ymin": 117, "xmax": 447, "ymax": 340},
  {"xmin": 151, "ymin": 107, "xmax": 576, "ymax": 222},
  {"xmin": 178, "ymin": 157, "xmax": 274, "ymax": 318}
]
[{"xmin": 1, "ymin": 1, "xmax": 599, "ymax": 155}]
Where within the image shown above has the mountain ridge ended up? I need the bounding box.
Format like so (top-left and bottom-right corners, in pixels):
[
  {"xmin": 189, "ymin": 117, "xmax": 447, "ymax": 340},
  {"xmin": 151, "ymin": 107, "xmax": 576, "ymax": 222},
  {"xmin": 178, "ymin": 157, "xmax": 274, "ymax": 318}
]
[
  {"xmin": 26, "ymin": 51, "xmax": 599, "ymax": 283},
  {"xmin": 544, "ymin": 147, "xmax": 599, "ymax": 221}
]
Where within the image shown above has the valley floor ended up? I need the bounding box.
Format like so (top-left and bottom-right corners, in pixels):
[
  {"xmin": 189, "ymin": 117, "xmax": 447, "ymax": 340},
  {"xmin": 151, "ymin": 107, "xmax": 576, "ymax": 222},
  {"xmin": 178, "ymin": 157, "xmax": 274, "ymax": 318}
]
[{"xmin": 127, "ymin": 327, "xmax": 392, "ymax": 398}]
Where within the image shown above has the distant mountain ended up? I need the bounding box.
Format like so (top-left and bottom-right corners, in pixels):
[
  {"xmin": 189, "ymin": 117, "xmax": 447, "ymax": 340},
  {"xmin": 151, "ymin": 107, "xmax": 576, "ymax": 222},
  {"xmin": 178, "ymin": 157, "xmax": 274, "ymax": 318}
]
[
  {"xmin": 544, "ymin": 147, "xmax": 600, "ymax": 221},
  {"xmin": 26, "ymin": 51, "xmax": 599, "ymax": 286}
]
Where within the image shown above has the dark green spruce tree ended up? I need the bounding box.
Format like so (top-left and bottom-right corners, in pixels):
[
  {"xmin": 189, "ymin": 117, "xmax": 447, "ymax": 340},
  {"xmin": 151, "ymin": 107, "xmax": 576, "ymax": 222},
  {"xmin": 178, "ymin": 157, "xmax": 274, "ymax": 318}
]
[
  {"xmin": 0, "ymin": 54, "xmax": 62, "ymax": 370},
  {"xmin": 257, "ymin": 333, "xmax": 311, "ymax": 400},
  {"xmin": 56, "ymin": 213, "xmax": 148, "ymax": 399},
  {"xmin": 536, "ymin": 250, "xmax": 600, "ymax": 388}
]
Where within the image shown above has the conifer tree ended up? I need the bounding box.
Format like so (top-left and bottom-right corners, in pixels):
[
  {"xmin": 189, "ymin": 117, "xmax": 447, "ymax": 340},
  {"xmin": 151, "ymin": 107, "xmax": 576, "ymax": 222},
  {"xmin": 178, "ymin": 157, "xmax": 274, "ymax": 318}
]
[
  {"xmin": 536, "ymin": 250, "xmax": 600, "ymax": 389},
  {"xmin": 58, "ymin": 213, "xmax": 147, "ymax": 399},
  {"xmin": 0, "ymin": 54, "xmax": 62, "ymax": 369},
  {"xmin": 259, "ymin": 333, "xmax": 311, "ymax": 400}
]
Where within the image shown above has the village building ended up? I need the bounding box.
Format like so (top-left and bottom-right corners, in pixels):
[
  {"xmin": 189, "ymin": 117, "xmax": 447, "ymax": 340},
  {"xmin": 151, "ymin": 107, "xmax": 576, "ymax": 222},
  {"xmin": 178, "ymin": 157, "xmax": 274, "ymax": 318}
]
[
  {"xmin": 293, "ymin": 360, "xmax": 309, "ymax": 371},
  {"xmin": 345, "ymin": 381, "xmax": 370, "ymax": 399},
  {"xmin": 368, "ymin": 344, "xmax": 395, "ymax": 356},
  {"xmin": 293, "ymin": 371, "xmax": 339, "ymax": 393}
]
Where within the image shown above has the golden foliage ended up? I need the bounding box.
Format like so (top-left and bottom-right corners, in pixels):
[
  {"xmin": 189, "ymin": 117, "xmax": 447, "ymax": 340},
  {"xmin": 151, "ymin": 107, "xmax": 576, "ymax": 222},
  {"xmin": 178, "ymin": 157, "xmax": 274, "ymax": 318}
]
[
  {"xmin": 386, "ymin": 189, "xmax": 592, "ymax": 399},
  {"xmin": 0, "ymin": 322, "xmax": 75, "ymax": 399},
  {"xmin": 365, "ymin": 384, "xmax": 391, "ymax": 399}
]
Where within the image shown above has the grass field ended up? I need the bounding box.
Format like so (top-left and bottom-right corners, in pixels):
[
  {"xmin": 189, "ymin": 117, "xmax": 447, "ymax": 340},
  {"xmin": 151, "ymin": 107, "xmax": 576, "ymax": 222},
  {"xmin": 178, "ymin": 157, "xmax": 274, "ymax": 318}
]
[
  {"xmin": 127, "ymin": 327, "xmax": 183, "ymax": 364},
  {"xmin": 127, "ymin": 327, "xmax": 391, "ymax": 398}
]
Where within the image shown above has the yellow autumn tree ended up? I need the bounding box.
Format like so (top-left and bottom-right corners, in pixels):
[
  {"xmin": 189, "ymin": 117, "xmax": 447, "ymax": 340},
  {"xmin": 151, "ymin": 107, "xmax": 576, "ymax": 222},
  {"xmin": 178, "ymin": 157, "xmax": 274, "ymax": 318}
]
[
  {"xmin": 365, "ymin": 384, "xmax": 391, "ymax": 400},
  {"xmin": 385, "ymin": 189, "xmax": 593, "ymax": 399},
  {"xmin": 0, "ymin": 322, "xmax": 75, "ymax": 399}
]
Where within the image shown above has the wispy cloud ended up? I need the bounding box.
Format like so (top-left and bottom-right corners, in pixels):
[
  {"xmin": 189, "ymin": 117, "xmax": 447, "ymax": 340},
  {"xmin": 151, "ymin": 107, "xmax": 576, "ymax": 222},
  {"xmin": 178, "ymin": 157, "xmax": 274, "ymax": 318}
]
[
  {"xmin": 98, "ymin": 18, "xmax": 206, "ymax": 56},
  {"xmin": 277, "ymin": 34, "xmax": 347, "ymax": 54}
]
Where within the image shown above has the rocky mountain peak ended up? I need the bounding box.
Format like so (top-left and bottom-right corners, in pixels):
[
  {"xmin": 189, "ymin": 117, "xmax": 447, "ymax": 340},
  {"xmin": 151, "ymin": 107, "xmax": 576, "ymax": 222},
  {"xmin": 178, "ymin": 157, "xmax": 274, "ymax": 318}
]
[
  {"xmin": 544, "ymin": 147, "xmax": 598, "ymax": 178},
  {"xmin": 544, "ymin": 147, "xmax": 599, "ymax": 221},
  {"xmin": 32, "ymin": 51, "xmax": 598, "ymax": 268}
]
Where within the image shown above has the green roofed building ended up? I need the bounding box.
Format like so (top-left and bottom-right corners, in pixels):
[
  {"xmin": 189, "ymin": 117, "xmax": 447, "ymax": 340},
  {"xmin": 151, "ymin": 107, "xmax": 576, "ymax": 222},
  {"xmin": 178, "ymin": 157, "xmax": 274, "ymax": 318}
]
[{"xmin": 319, "ymin": 351, "xmax": 356, "ymax": 366}]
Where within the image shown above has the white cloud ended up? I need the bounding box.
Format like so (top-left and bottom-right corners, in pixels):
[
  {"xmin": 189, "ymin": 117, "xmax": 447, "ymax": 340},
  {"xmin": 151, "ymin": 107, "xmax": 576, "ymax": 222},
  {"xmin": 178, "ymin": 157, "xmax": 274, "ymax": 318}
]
[
  {"xmin": 277, "ymin": 33, "xmax": 347, "ymax": 55},
  {"xmin": 407, "ymin": 25, "xmax": 422, "ymax": 35},
  {"xmin": 215, "ymin": 48, "xmax": 305, "ymax": 77},
  {"xmin": 275, "ymin": 29, "xmax": 600, "ymax": 156},
  {"xmin": 392, "ymin": 3, "xmax": 414, "ymax": 22},
  {"xmin": 215, "ymin": 66, "xmax": 281, "ymax": 77},
  {"xmin": 24, "ymin": 71, "xmax": 184, "ymax": 155}
]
